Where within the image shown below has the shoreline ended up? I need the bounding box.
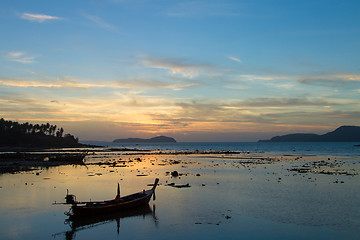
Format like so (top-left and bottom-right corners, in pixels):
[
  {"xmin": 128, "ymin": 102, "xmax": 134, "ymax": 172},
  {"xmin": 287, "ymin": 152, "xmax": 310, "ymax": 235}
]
[
  {"xmin": 1, "ymin": 147, "xmax": 359, "ymax": 176},
  {"xmin": 0, "ymin": 143, "xmax": 102, "ymax": 153}
]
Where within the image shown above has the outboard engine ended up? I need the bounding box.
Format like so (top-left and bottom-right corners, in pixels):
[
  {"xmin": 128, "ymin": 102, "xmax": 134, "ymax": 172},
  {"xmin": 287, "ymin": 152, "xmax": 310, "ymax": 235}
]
[{"xmin": 65, "ymin": 189, "xmax": 76, "ymax": 204}]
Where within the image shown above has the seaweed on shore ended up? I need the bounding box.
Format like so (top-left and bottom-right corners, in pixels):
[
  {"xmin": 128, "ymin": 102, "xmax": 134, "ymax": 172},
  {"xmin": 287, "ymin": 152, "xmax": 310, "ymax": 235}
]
[
  {"xmin": 0, "ymin": 152, "xmax": 86, "ymax": 174},
  {"xmin": 288, "ymin": 160, "xmax": 359, "ymax": 176}
]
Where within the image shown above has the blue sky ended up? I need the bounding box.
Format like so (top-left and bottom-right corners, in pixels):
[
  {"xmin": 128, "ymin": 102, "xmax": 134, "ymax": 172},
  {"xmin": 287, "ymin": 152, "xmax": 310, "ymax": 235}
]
[{"xmin": 1, "ymin": 0, "xmax": 360, "ymax": 141}]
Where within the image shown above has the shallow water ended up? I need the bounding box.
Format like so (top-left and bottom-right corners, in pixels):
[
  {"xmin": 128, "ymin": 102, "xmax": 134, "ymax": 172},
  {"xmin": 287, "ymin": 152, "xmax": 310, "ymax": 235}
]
[
  {"xmin": 83, "ymin": 141, "xmax": 360, "ymax": 157},
  {"xmin": 0, "ymin": 153, "xmax": 359, "ymax": 240}
]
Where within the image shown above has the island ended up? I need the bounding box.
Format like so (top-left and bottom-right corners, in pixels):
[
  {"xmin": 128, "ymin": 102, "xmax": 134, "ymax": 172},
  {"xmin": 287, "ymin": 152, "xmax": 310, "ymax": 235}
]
[
  {"xmin": 113, "ymin": 136, "xmax": 176, "ymax": 143},
  {"xmin": 259, "ymin": 125, "xmax": 360, "ymax": 142}
]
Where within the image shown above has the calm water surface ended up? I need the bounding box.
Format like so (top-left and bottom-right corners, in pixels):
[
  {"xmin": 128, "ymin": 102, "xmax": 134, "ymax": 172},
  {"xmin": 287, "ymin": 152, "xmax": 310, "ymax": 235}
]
[
  {"xmin": 1, "ymin": 147, "xmax": 360, "ymax": 239},
  {"xmin": 83, "ymin": 141, "xmax": 360, "ymax": 157}
]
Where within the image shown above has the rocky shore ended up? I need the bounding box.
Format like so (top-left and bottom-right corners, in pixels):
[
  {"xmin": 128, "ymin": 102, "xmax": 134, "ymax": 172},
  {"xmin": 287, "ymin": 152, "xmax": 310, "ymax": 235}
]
[{"xmin": 0, "ymin": 147, "xmax": 254, "ymax": 174}]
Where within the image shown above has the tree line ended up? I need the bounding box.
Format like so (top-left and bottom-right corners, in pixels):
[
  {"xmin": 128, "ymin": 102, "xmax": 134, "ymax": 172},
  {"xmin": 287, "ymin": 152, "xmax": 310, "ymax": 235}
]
[
  {"xmin": 0, "ymin": 118, "xmax": 80, "ymax": 147},
  {"xmin": 0, "ymin": 118, "xmax": 65, "ymax": 137}
]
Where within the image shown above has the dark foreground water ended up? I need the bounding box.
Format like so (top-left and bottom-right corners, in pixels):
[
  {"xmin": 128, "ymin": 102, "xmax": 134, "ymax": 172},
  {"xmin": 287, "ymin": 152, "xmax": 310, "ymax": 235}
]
[{"xmin": 1, "ymin": 145, "xmax": 360, "ymax": 240}]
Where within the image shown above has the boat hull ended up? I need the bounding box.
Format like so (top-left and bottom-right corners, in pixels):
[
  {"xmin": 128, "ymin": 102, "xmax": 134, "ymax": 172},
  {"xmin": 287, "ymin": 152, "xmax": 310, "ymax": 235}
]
[{"xmin": 70, "ymin": 189, "xmax": 155, "ymax": 219}]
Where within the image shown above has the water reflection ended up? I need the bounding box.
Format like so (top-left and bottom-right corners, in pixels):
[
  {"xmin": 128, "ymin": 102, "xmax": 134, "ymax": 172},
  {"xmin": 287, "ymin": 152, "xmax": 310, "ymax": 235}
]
[{"xmin": 55, "ymin": 205, "xmax": 157, "ymax": 240}]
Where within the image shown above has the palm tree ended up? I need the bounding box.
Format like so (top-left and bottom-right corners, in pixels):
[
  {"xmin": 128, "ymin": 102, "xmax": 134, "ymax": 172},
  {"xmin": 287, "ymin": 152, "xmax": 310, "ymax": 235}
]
[
  {"xmin": 56, "ymin": 127, "xmax": 64, "ymax": 138},
  {"xmin": 33, "ymin": 124, "xmax": 40, "ymax": 134},
  {"xmin": 50, "ymin": 125, "xmax": 57, "ymax": 136},
  {"xmin": 45, "ymin": 123, "xmax": 50, "ymax": 135}
]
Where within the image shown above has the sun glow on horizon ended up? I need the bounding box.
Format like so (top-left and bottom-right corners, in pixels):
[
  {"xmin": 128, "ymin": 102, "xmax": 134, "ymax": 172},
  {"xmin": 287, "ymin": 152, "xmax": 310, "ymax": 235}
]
[{"xmin": 1, "ymin": 0, "xmax": 360, "ymax": 141}]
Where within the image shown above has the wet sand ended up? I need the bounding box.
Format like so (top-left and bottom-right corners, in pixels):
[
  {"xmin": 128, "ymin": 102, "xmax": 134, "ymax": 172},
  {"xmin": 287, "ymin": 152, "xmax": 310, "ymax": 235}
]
[{"xmin": 0, "ymin": 150, "xmax": 359, "ymax": 239}]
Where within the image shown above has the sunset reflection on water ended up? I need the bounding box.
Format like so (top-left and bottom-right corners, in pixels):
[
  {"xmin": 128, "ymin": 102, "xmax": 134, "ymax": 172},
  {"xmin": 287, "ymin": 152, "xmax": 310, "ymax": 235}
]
[{"xmin": 1, "ymin": 153, "xmax": 360, "ymax": 240}]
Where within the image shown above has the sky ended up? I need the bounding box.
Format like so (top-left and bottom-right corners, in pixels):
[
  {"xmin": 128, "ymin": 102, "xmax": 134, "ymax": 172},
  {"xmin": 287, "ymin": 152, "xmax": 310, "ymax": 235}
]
[{"xmin": 1, "ymin": 0, "xmax": 360, "ymax": 142}]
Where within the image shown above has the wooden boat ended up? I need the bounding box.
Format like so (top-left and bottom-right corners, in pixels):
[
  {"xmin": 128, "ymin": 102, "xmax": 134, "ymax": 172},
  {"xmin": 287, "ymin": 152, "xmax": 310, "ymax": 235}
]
[
  {"xmin": 68, "ymin": 205, "xmax": 154, "ymax": 229},
  {"xmin": 64, "ymin": 178, "xmax": 159, "ymax": 219}
]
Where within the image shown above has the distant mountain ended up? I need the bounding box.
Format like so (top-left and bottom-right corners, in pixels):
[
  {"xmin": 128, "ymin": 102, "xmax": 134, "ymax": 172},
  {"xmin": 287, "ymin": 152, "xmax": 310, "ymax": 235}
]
[
  {"xmin": 258, "ymin": 126, "xmax": 360, "ymax": 142},
  {"xmin": 113, "ymin": 136, "xmax": 176, "ymax": 143}
]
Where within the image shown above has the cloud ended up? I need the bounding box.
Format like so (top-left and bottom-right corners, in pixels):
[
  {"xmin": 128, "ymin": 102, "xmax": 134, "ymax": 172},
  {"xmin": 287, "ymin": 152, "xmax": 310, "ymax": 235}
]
[
  {"xmin": 238, "ymin": 74, "xmax": 291, "ymax": 81},
  {"xmin": 142, "ymin": 58, "xmax": 209, "ymax": 78},
  {"xmin": 149, "ymin": 96, "xmax": 349, "ymax": 128},
  {"xmin": 151, "ymin": 100, "xmax": 254, "ymax": 126},
  {"xmin": 83, "ymin": 14, "xmax": 119, "ymax": 32},
  {"xmin": 0, "ymin": 77, "xmax": 101, "ymax": 88},
  {"xmin": 225, "ymin": 72, "xmax": 360, "ymax": 91},
  {"xmin": 264, "ymin": 82, "xmax": 297, "ymax": 90},
  {"xmin": 226, "ymin": 56, "xmax": 242, "ymax": 63},
  {"xmin": 230, "ymin": 73, "xmax": 360, "ymax": 87},
  {"xmin": 0, "ymin": 87, "xmax": 177, "ymax": 126},
  {"xmin": 299, "ymin": 74, "xmax": 360, "ymax": 87},
  {"xmin": 224, "ymin": 73, "xmax": 294, "ymax": 90},
  {"xmin": 0, "ymin": 76, "xmax": 200, "ymax": 91},
  {"xmin": 5, "ymin": 52, "xmax": 35, "ymax": 64},
  {"xmin": 2, "ymin": 84, "xmax": 359, "ymax": 141},
  {"xmin": 237, "ymin": 97, "xmax": 333, "ymax": 107},
  {"xmin": 21, "ymin": 13, "xmax": 62, "ymax": 23},
  {"xmin": 114, "ymin": 78, "xmax": 201, "ymax": 90},
  {"xmin": 0, "ymin": 92, "xmax": 57, "ymax": 115},
  {"xmin": 262, "ymin": 109, "xmax": 360, "ymax": 126}
]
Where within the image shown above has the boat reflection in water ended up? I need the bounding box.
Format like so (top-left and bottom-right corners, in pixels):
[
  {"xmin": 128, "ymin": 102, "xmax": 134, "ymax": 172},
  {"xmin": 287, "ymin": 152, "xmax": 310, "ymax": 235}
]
[{"xmin": 59, "ymin": 204, "xmax": 157, "ymax": 240}]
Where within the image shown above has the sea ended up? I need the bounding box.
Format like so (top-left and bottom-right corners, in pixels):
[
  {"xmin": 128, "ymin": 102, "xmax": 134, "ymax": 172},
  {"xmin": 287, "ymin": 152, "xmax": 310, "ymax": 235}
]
[
  {"xmin": 1, "ymin": 141, "xmax": 360, "ymax": 240},
  {"xmin": 82, "ymin": 141, "xmax": 360, "ymax": 157}
]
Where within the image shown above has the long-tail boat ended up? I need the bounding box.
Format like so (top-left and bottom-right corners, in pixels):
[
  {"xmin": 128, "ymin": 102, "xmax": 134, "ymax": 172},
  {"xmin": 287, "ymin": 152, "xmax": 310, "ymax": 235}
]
[
  {"xmin": 62, "ymin": 178, "xmax": 159, "ymax": 219},
  {"xmin": 53, "ymin": 205, "xmax": 157, "ymax": 240}
]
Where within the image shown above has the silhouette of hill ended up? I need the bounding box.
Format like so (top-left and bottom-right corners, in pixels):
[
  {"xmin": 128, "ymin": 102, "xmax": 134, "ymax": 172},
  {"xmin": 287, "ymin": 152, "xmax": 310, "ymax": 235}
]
[
  {"xmin": 259, "ymin": 126, "xmax": 360, "ymax": 142},
  {"xmin": 0, "ymin": 118, "xmax": 84, "ymax": 148},
  {"xmin": 113, "ymin": 136, "xmax": 176, "ymax": 143}
]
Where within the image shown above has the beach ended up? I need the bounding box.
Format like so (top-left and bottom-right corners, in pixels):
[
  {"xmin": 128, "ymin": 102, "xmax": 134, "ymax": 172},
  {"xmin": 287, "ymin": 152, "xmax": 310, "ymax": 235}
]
[{"xmin": 0, "ymin": 148, "xmax": 360, "ymax": 239}]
